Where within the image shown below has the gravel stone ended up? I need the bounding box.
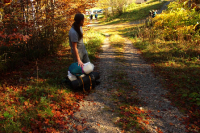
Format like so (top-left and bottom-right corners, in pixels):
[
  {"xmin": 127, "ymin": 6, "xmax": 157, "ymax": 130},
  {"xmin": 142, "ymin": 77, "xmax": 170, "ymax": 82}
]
[{"xmin": 124, "ymin": 40, "xmax": 186, "ymax": 133}]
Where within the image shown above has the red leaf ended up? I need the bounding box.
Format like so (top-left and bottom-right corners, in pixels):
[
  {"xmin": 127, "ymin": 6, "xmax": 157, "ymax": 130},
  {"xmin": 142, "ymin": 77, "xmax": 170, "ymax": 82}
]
[
  {"xmin": 69, "ymin": 130, "xmax": 73, "ymax": 133},
  {"xmin": 4, "ymin": 0, "xmax": 11, "ymax": 3},
  {"xmin": 21, "ymin": 127, "xmax": 27, "ymax": 132}
]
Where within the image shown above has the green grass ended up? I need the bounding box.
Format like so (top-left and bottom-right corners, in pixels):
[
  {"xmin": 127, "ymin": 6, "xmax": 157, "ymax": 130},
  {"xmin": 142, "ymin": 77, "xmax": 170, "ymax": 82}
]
[
  {"xmin": 84, "ymin": 29, "xmax": 105, "ymax": 62},
  {"xmin": 101, "ymin": 0, "xmax": 168, "ymax": 24},
  {"xmin": 110, "ymin": 34, "xmax": 126, "ymax": 48}
]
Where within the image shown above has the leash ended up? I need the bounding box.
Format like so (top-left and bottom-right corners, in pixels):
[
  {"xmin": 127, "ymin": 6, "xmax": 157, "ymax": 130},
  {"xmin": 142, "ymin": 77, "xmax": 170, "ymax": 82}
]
[{"xmin": 80, "ymin": 75, "xmax": 92, "ymax": 93}]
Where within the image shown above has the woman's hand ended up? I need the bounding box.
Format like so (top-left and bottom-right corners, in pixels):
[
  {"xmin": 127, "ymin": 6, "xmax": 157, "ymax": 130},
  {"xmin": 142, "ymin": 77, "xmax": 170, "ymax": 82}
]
[{"xmin": 78, "ymin": 59, "xmax": 84, "ymax": 68}]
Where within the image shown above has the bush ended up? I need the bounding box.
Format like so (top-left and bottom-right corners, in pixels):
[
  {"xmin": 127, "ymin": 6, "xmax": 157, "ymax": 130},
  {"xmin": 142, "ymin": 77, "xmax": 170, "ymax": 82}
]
[{"xmin": 152, "ymin": 2, "xmax": 200, "ymax": 41}]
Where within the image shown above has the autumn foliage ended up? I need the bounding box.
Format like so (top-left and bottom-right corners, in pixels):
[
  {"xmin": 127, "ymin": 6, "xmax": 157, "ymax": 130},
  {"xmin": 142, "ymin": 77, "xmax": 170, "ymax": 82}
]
[
  {"xmin": 0, "ymin": 43, "xmax": 88, "ymax": 132},
  {"xmin": 0, "ymin": 84, "xmax": 86, "ymax": 132},
  {"xmin": 0, "ymin": 0, "xmax": 97, "ymax": 72},
  {"xmin": 0, "ymin": 0, "xmax": 99, "ymax": 132}
]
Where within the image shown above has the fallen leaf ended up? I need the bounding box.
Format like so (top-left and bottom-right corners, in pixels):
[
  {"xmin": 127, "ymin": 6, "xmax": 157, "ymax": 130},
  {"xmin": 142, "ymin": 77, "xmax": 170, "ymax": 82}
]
[
  {"xmin": 24, "ymin": 101, "xmax": 28, "ymax": 106},
  {"xmin": 144, "ymin": 121, "xmax": 149, "ymax": 124},
  {"xmin": 69, "ymin": 130, "xmax": 73, "ymax": 133},
  {"xmin": 82, "ymin": 125, "xmax": 87, "ymax": 130},
  {"xmin": 76, "ymin": 125, "xmax": 83, "ymax": 131}
]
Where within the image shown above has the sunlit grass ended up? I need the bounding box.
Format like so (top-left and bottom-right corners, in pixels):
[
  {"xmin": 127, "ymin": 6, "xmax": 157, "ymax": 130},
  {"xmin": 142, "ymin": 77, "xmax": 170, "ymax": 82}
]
[
  {"xmin": 101, "ymin": 0, "xmax": 168, "ymax": 24},
  {"xmin": 84, "ymin": 28, "xmax": 106, "ymax": 62},
  {"xmin": 110, "ymin": 34, "xmax": 126, "ymax": 46}
]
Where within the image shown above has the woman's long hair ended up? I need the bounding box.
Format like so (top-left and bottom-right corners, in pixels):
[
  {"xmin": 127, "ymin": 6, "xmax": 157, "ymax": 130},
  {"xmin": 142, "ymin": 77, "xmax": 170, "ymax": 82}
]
[{"xmin": 72, "ymin": 13, "xmax": 84, "ymax": 40}]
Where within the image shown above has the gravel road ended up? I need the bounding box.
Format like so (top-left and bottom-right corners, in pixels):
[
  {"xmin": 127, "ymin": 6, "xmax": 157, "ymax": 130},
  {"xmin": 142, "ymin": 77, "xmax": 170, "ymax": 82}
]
[{"xmin": 65, "ymin": 1, "xmax": 187, "ymax": 132}]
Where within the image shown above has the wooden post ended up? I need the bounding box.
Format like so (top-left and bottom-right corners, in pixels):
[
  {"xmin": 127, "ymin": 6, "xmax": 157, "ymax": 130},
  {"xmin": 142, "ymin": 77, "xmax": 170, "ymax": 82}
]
[
  {"xmin": 36, "ymin": 60, "xmax": 39, "ymax": 86},
  {"xmin": 5, "ymin": 53, "xmax": 7, "ymax": 63}
]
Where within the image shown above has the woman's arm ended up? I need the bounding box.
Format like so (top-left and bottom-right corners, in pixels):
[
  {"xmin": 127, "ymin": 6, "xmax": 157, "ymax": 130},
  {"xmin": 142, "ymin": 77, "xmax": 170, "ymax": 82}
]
[{"xmin": 72, "ymin": 42, "xmax": 84, "ymax": 67}]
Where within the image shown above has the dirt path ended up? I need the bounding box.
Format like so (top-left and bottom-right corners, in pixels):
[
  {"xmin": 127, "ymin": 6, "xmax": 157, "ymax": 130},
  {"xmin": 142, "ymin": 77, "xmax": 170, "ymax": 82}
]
[
  {"xmin": 123, "ymin": 40, "xmax": 186, "ymax": 133},
  {"xmin": 66, "ymin": 1, "xmax": 187, "ymax": 133},
  {"xmin": 69, "ymin": 29, "xmax": 186, "ymax": 133},
  {"xmin": 71, "ymin": 36, "xmax": 123, "ymax": 133}
]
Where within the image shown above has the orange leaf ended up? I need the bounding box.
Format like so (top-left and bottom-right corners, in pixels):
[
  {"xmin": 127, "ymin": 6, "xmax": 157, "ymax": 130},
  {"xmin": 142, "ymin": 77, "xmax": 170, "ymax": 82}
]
[
  {"xmin": 73, "ymin": 124, "xmax": 76, "ymax": 128},
  {"xmin": 191, "ymin": 124, "xmax": 195, "ymax": 129},
  {"xmin": 144, "ymin": 121, "xmax": 149, "ymax": 125},
  {"xmin": 24, "ymin": 101, "xmax": 28, "ymax": 106},
  {"xmin": 97, "ymin": 123, "xmax": 100, "ymax": 126},
  {"xmin": 55, "ymin": 111, "xmax": 61, "ymax": 117},
  {"xmin": 169, "ymin": 123, "xmax": 174, "ymax": 126},
  {"xmin": 137, "ymin": 117, "xmax": 142, "ymax": 123},
  {"xmin": 76, "ymin": 125, "xmax": 83, "ymax": 131}
]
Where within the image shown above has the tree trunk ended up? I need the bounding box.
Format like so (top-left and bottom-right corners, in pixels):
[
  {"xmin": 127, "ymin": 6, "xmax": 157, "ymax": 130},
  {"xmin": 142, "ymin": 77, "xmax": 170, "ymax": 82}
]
[{"xmin": 188, "ymin": 0, "xmax": 191, "ymax": 8}]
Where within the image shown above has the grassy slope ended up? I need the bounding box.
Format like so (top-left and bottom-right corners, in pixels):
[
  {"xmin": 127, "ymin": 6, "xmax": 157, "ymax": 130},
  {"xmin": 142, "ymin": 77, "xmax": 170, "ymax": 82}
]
[
  {"xmin": 100, "ymin": 0, "xmax": 168, "ymax": 24},
  {"xmin": 110, "ymin": 0, "xmax": 200, "ymax": 132}
]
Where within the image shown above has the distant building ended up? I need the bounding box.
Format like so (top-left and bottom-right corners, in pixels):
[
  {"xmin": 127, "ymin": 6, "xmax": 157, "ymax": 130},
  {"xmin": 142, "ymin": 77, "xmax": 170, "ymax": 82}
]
[{"xmin": 135, "ymin": 0, "xmax": 148, "ymax": 4}]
